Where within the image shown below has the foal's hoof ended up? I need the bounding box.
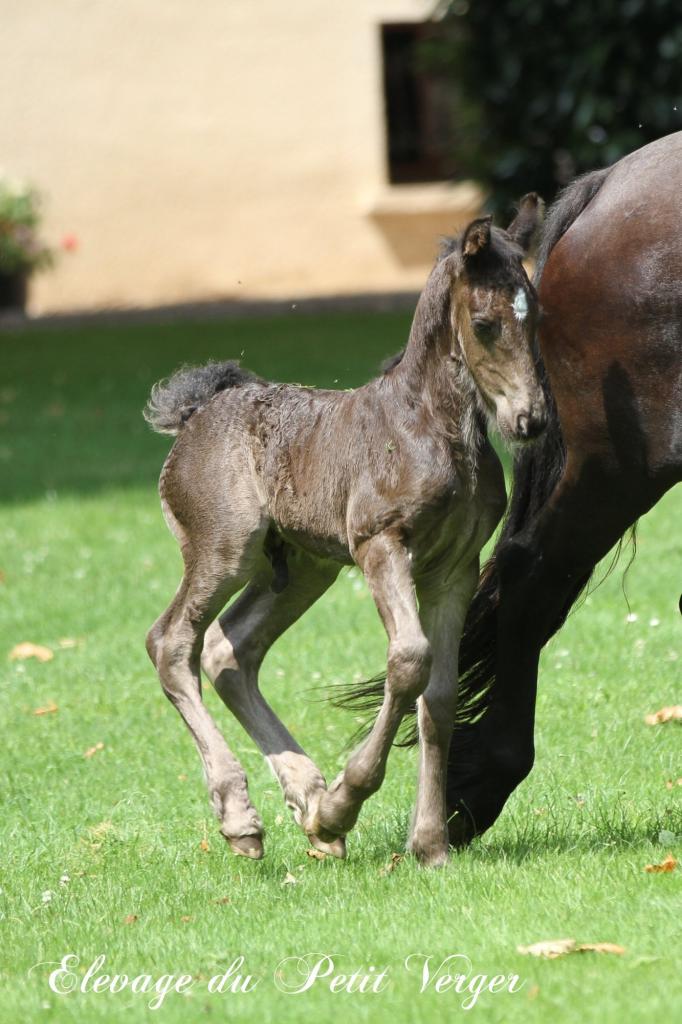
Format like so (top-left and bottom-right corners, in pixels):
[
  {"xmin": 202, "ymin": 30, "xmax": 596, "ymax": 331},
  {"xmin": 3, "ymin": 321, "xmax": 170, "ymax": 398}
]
[
  {"xmin": 411, "ymin": 845, "xmax": 449, "ymax": 869},
  {"xmin": 307, "ymin": 832, "xmax": 347, "ymax": 859},
  {"xmin": 408, "ymin": 831, "xmax": 449, "ymax": 868},
  {"xmin": 227, "ymin": 834, "xmax": 264, "ymax": 860}
]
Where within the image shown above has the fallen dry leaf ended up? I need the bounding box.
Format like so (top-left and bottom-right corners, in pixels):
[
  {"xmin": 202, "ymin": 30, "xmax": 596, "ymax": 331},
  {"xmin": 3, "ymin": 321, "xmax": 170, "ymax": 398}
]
[
  {"xmin": 379, "ymin": 853, "xmax": 403, "ymax": 877},
  {"xmin": 10, "ymin": 642, "xmax": 54, "ymax": 662},
  {"xmin": 180, "ymin": 915, "xmax": 193, "ymax": 923},
  {"xmin": 58, "ymin": 637, "xmax": 84, "ymax": 649},
  {"xmin": 644, "ymin": 854, "xmax": 677, "ymax": 873},
  {"xmin": 306, "ymin": 848, "xmax": 326, "ymax": 861},
  {"xmin": 199, "ymin": 839, "xmax": 210, "ymax": 852},
  {"xmin": 518, "ymin": 938, "xmax": 625, "ymax": 958},
  {"xmin": 89, "ymin": 820, "xmax": 113, "ymax": 839},
  {"xmin": 518, "ymin": 938, "xmax": 577, "ymax": 959},
  {"xmin": 84, "ymin": 742, "xmax": 104, "ymax": 758},
  {"xmin": 123, "ymin": 914, "xmax": 138, "ymax": 925},
  {"xmin": 281, "ymin": 872, "xmax": 298, "ymax": 886},
  {"xmin": 644, "ymin": 705, "xmax": 682, "ymax": 726},
  {"xmin": 578, "ymin": 943, "xmax": 626, "ymax": 955},
  {"xmin": 33, "ymin": 701, "xmax": 58, "ymax": 716},
  {"xmin": 212, "ymin": 896, "xmax": 231, "ymax": 905},
  {"xmin": 664, "ymin": 778, "xmax": 682, "ymax": 790}
]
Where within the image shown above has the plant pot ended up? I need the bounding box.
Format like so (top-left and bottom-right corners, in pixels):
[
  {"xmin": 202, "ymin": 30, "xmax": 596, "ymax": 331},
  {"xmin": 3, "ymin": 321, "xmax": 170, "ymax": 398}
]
[{"xmin": 0, "ymin": 270, "xmax": 28, "ymax": 312}]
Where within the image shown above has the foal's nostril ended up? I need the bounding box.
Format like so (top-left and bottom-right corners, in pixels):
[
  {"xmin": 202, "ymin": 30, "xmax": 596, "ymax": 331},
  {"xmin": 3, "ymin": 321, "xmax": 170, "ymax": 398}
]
[
  {"xmin": 516, "ymin": 412, "xmax": 547, "ymax": 440},
  {"xmin": 516, "ymin": 413, "xmax": 530, "ymax": 439}
]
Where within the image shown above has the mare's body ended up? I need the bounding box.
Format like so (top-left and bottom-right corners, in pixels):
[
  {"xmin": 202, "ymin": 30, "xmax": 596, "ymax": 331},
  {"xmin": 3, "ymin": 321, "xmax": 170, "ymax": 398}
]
[{"xmin": 445, "ymin": 132, "xmax": 682, "ymax": 843}]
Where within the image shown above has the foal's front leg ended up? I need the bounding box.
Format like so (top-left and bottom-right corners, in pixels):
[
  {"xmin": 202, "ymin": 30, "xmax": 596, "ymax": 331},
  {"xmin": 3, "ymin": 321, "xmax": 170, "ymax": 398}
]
[
  {"xmin": 312, "ymin": 530, "xmax": 431, "ymax": 841},
  {"xmin": 408, "ymin": 562, "xmax": 478, "ymax": 867}
]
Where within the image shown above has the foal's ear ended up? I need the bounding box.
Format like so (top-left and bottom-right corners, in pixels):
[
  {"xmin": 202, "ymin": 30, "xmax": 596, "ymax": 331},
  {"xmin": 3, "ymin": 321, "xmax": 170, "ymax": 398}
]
[
  {"xmin": 507, "ymin": 192, "xmax": 544, "ymax": 252},
  {"xmin": 461, "ymin": 216, "xmax": 492, "ymax": 259}
]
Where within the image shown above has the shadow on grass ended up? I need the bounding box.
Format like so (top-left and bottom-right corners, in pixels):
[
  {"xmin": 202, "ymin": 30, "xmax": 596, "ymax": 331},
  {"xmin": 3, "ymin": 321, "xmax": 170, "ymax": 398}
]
[
  {"xmin": 191, "ymin": 800, "xmax": 680, "ymax": 873},
  {"xmin": 1, "ymin": 312, "xmax": 411, "ymax": 505},
  {"xmin": 473, "ymin": 798, "xmax": 682, "ymax": 864}
]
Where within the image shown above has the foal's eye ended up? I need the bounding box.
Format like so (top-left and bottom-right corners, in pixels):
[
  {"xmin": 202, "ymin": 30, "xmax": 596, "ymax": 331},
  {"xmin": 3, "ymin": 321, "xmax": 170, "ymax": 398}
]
[{"xmin": 471, "ymin": 318, "xmax": 500, "ymax": 343}]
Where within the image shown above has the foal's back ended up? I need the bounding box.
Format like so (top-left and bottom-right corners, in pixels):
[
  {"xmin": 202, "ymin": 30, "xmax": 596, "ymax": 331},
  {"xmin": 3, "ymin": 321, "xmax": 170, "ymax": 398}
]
[
  {"xmin": 158, "ymin": 374, "xmax": 365, "ymax": 562},
  {"xmin": 160, "ymin": 369, "xmax": 468, "ymax": 566}
]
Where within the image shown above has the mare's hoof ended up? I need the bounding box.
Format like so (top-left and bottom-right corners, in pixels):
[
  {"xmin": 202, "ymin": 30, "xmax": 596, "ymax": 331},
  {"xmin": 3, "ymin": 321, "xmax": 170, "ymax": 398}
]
[
  {"xmin": 227, "ymin": 834, "xmax": 264, "ymax": 860},
  {"xmin": 307, "ymin": 832, "xmax": 347, "ymax": 859}
]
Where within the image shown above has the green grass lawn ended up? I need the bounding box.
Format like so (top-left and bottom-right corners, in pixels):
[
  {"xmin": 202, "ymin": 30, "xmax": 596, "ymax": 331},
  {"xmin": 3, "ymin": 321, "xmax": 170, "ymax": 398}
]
[{"xmin": 1, "ymin": 313, "xmax": 680, "ymax": 1023}]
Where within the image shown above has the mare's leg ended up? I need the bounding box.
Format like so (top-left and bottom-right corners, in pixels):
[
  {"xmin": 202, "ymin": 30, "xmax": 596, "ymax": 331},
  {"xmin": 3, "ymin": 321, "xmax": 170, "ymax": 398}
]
[
  {"xmin": 201, "ymin": 547, "xmax": 344, "ymax": 855},
  {"xmin": 446, "ymin": 457, "xmax": 669, "ymax": 845},
  {"xmin": 312, "ymin": 530, "xmax": 431, "ymax": 841},
  {"xmin": 407, "ymin": 562, "xmax": 478, "ymax": 867},
  {"xmin": 147, "ymin": 532, "xmax": 267, "ymax": 859}
]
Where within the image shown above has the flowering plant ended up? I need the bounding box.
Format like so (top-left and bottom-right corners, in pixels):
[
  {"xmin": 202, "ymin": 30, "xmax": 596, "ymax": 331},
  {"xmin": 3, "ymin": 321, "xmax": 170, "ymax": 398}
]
[{"xmin": 0, "ymin": 175, "xmax": 54, "ymax": 275}]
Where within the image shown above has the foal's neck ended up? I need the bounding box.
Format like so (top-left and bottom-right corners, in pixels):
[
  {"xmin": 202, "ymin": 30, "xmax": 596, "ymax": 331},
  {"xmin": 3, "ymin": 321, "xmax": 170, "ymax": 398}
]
[{"xmin": 395, "ymin": 261, "xmax": 481, "ymax": 446}]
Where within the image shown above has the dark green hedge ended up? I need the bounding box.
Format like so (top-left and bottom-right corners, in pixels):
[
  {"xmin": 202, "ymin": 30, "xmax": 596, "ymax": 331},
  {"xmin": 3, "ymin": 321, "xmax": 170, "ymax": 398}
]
[{"xmin": 424, "ymin": 0, "xmax": 682, "ymax": 211}]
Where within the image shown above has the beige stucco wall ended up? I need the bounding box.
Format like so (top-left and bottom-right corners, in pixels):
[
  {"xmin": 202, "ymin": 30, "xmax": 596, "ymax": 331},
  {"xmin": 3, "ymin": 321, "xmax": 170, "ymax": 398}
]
[{"xmin": 0, "ymin": 0, "xmax": 481, "ymax": 314}]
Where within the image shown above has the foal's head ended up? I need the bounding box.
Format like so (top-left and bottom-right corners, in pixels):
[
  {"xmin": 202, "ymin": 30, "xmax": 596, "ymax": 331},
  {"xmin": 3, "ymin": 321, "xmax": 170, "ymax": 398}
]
[{"xmin": 443, "ymin": 194, "xmax": 547, "ymax": 443}]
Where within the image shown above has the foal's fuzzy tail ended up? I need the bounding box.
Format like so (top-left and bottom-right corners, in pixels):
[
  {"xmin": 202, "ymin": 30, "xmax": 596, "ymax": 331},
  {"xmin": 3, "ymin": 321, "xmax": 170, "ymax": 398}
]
[{"xmin": 144, "ymin": 360, "xmax": 261, "ymax": 435}]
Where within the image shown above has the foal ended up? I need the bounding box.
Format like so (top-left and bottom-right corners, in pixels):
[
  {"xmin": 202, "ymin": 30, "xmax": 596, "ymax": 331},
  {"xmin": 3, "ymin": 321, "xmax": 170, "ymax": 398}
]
[{"xmin": 144, "ymin": 197, "xmax": 546, "ymax": 866}]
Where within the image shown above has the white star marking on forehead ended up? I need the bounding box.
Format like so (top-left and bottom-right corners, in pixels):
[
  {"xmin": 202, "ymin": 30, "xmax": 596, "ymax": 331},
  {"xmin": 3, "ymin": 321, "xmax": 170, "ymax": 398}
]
[{"xmin": 512, "ymin": 288, "xmax": 529, "ymax": 322}]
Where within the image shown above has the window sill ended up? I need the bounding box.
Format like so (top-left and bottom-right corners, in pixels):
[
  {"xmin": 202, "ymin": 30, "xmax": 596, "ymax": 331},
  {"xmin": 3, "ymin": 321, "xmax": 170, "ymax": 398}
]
[
  {"xmin": 366, "ymin": 181, "xmax": 484, "ymax": 268},
  {"xmin": 367, "ymin": 180, "xmax": 483, "ymax": 218}
]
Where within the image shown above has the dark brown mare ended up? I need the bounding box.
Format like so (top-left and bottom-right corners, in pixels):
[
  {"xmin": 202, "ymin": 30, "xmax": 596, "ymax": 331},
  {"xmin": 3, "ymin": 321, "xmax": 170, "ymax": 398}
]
[
  {"xmin": 342, "ymin": 132, "xmax": 682, "ymax": 844},
  {"xmin": 441, "ymin": 131, "xmax": 682, "ymax": 843},
  {"xmin": 144, "ymin": 199, "xmax": 545, "ymax": 866}
]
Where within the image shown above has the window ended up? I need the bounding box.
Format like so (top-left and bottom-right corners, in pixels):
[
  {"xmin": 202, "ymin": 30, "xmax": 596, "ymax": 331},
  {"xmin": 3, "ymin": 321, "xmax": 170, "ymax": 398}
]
[{"xmin": 381, "ymin": 22, "xmax": 458, "ymax": 185}]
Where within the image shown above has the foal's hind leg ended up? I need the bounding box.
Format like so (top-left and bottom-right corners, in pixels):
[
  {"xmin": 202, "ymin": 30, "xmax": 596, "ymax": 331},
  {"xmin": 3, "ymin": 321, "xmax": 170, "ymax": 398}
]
[
  {"xmin": 311, "ymin": 530, "xmax": 431, "ymax": 841},
  {"xmin": 147, "ymin": 535, "xmax": 267, "ymax": 859},
  {"xmin": 202, "ymin": 548, "xmax": 344, "ymax": 856}
]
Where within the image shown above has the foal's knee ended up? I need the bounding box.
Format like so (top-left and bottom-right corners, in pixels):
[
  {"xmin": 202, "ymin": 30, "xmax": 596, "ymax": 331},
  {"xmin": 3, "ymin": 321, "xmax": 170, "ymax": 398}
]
[
  {"xmin": 145, "ymin": 619, "xmax": 165, "ymax": 669},
  {"xmin": 387, "ymin": 635, "xmax": 432, "ymax": 703}
]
